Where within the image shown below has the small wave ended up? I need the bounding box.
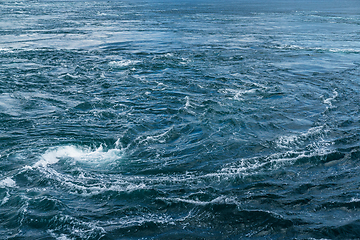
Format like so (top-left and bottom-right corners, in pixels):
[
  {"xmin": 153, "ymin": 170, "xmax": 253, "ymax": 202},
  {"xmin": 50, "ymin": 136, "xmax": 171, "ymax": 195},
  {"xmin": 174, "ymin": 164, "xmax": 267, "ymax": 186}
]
[{"xmin": 157, "ymin": 195, "xmax": 239, "ymax": 207}]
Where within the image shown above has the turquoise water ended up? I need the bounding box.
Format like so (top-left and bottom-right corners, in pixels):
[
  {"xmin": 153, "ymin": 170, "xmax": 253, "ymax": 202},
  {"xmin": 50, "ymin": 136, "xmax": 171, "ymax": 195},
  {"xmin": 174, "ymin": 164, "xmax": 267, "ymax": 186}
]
[{"xmin": 1, "ymin": 0, "xmax": 360, "ymax": 239}]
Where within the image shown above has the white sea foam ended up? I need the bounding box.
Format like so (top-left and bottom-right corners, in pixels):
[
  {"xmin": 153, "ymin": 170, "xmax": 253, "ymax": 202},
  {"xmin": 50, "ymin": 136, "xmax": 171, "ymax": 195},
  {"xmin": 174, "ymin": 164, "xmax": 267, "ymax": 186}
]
[
  {"xmin": 274, "ymin": 44, "xmax": 360, "ymax": 54},
  {"xmin": 183, "ymin": 96, "xmax": 196, "ymax": 115},
  {"xmin": 109, "ymin": 59, "xmax": 139, "ymax": 68},
  {"xmin": 185, "ymin": 96, "xmax": 191, "ymax": 108},
  {"xmin": 350, "ymin": 198, "xmax": 360, "ymax": 203},
  {"xmin": 35, "ymin": 145, "xmax": 123, "ymax": 168},
  {"xmin": 0, "ymin": 178, "xmax": 16, "ymax": 206},
  {"xmin": 279, "ymin": 44, "xmax": 360, "ymax": 54},
  {"xmin": 35, "ymin": 164, "xmax": 149, "ymax": 197},
  {"xmin": 216, "ymin": 147, "xmax": 333, "ymax": 178},
  {"xmin": 47, "ymin": 215, "xmax": 105, "ymax": 240},
  {"xmin": 220, "ymin": 88, "xmax": 261, "ymax": 100},
  {"xmin": 0, "ymin": 177, "xmax": 16, "ymax": 188},
  {"xmin": 275, "ymin": 126, "xmax": 327, "ymax": 149},
  {"xmin": 158, "ymin": 195, "xmax": 239, "ymax": 207},
  {"xmin": 1, "ymin": 191, "xmax": 11, "ymax": 205},
  {"xmin": 49, "ymin": 233, "xmax": 73, "ymax": 240},
  {"xmin": 323, "ymin": 89, "xmax": 338, "ymax": 109},
  {"xmin": 104, "ymin": 213, "xmax": 174, "ymax": 229},
  {"xmin": 137, "ymin": 127, "xmax": 174, "ymax": 145},
  {"xmin": 0, "ymin": 47, "xmax": 13, "ymax": 53}
]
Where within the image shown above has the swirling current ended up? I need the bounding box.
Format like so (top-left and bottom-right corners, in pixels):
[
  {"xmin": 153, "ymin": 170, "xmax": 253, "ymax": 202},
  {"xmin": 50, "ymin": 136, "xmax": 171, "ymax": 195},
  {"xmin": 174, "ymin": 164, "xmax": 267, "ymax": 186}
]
[{"xmin": 1, "ymin": 0, "xmax": 360, "ymax": 239}]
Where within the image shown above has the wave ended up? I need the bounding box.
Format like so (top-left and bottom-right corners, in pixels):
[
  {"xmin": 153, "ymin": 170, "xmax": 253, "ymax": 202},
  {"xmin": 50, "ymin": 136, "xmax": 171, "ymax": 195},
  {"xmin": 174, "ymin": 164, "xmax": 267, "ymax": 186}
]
[
  {"xmin": 0, "ymin": 177, "xmax": 16, "ymax": 188},
  {"xmin": 272, "ymin": 44, "xmax": 360, "ymax": 54},
  {"xmin": 34, "ymin": 144, "xmax": 123, "ymax": 168},
  {"xmin": 2, "ymin": 124, "xmax": 359, "ymax": 239},
  {"xmin": 108, "ymin": 59, "xmax": 140, "ymax": 68}
]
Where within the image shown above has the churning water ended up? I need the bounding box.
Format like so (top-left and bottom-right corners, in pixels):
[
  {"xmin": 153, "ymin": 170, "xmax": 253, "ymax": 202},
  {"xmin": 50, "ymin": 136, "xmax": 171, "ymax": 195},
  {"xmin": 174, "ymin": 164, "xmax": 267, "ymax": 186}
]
[{"xmin": 1, "ymin": 0, "xmax": 360, "ymax": 239}]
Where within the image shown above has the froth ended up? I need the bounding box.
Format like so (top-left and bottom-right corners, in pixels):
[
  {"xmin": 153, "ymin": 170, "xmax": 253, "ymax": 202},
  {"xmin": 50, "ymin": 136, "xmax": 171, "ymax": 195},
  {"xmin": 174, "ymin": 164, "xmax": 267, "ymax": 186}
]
[
  {"xmin": 109, "ymin": 59, "xmax": 139, "ymax": 68},
  {"xmin": 0, "ymin": 177, "xmax": 16, "ymax": 188},
  {"xmin": 35, "ymin": 145, "xmax": 123, "ymax": 168}
]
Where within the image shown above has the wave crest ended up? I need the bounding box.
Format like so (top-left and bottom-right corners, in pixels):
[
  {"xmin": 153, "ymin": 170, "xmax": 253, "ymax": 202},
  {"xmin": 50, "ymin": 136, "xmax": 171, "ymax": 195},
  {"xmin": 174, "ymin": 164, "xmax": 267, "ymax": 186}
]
[{"xmin": 34, "ymin": 145, "xmax": 123, "ymax": 168}]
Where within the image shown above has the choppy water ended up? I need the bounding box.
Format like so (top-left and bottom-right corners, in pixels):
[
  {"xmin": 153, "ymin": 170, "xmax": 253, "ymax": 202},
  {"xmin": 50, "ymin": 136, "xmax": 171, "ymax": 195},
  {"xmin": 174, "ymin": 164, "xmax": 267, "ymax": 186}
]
[{"xmin": 1, "ymin": 0, "xmax": 360, "ymax": 239}]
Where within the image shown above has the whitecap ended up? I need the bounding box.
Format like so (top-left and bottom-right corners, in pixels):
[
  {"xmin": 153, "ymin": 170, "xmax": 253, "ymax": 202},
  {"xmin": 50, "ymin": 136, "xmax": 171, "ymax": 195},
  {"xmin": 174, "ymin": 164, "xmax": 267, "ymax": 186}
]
[
  {"xmin": 109, "ymin": 59, "xmax": 139, "ymax": 68},
  {"xmin": 0, "ymin": 177, "xmax": 16, "ymax": 188},
  {"xmin": 35, "ymin": 145, "xmax": 123, "ymax": 168},
  {"xmin": 323, "ymin": 89, "xmax": 338, "ymax": 109},
  {"xmin": 275, "ymin": 126, "xmax": 327, "ymax": 149}
]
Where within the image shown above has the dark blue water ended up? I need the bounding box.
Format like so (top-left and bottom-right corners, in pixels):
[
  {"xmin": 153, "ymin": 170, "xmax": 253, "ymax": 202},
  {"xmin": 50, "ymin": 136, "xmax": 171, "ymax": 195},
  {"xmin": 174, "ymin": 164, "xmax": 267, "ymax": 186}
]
[{"xmin": 1, "ymin": 0, "xmax": 360, "ymax": 239}]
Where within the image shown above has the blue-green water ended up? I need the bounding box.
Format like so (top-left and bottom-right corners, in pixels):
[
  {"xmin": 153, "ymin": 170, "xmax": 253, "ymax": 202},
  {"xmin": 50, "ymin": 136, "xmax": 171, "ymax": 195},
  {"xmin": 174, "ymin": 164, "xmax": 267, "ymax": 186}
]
[{"xmin": 1, "ymin": 0, "xmax": 360, "ymax": 239}]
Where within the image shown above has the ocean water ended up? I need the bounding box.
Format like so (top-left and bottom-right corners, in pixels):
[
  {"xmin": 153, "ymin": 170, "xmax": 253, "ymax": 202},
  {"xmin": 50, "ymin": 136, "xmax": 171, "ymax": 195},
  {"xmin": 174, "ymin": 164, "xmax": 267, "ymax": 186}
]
[{"xmin": 1, "ymin": 0, "xmax": 360, "ymax": 239}]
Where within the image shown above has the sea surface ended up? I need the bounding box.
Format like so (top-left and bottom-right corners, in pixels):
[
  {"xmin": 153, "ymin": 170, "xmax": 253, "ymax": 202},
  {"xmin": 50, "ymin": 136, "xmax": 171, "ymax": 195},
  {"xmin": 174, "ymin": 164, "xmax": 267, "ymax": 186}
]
[{"xmin": 1, "ymin": 0, "xmax": 360, "ymax": 239}]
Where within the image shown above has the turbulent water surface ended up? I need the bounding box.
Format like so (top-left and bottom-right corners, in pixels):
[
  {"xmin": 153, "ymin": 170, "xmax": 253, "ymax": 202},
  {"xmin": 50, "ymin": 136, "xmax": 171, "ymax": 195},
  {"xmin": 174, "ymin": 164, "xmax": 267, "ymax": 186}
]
[{"xmin": 1, "ymin": 0, "xmax": 360, "ymax": 239}]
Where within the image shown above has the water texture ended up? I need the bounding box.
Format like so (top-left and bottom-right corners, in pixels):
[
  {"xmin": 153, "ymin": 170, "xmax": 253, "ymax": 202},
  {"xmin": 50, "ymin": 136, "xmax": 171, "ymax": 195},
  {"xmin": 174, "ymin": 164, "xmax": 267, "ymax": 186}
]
[{"xmin": 1, "ymin": 0, "xmax": 360, "ymax": 239}]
